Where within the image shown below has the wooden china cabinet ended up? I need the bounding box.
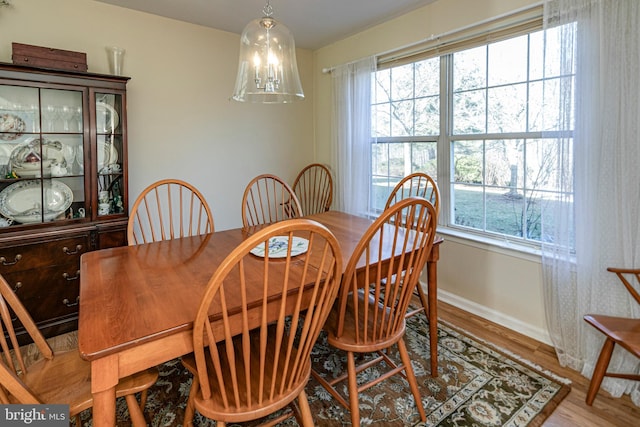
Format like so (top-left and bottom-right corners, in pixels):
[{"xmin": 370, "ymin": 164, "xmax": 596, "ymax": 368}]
[{"xmin": 0, "ymin": 63, "xmax": 129, "ymax": 343}]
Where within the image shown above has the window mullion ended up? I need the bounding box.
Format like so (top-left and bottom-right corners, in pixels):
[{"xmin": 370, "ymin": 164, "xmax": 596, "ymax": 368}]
[{"xmin": 439, "ymin": 54, "xmax": 453, "ymax": 227}]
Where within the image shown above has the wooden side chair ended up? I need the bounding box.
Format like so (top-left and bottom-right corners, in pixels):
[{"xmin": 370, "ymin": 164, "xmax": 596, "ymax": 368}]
[
  {"xmin": 584, "ymin": 267, "xmax": 640, "ymax": 405},
  {"xmin": 292, "ymin": 163, "xmax": 333, "ymax": 215},
  {"xmin": 384, "ymin": 173, "xmax": 441, "ymax": 377},
  {"xmin": 0, "ymin": 274, "xmax": 158, "ymax": 426},
  {"xmin": 312, "ymin": 197, "xmax": 437, "ymax": 426},
  {"xmin": 384, "ymin": 173, "xmax": 440, "ymax": 317},
  {"xmin": 241, "ymin": 174, "xmax": 302, "ymax": 228},
  {"xmin": 127, "ymin": 178, "xmax": 214, "ymax": 245},
  {"xmin": 181, "ymin": 218, "xmax": 343, "ymax": 426}
]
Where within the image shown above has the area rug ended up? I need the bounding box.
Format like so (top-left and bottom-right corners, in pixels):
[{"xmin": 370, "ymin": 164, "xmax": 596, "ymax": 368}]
[{"xmin": 82, "ymin": 314, "xmax": 571, "ymax": 426}]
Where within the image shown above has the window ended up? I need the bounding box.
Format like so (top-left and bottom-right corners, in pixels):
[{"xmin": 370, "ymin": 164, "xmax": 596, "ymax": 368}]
[
  {"xmin": 372, "ymin": 57, "xmax": 440, "ymax": 213},
  {"xmin": 371, "ymin": 23, "xmax": 574, "ymax": 247}
]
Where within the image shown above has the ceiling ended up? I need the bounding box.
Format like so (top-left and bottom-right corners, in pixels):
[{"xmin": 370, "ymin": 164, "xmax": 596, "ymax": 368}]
[{"xmin": 95, "ymin": 0, "xmax": 437, "ymax": 50}]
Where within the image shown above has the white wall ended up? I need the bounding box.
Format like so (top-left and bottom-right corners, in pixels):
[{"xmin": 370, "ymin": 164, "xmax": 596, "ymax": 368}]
[
  {"xmin": 0, "ymin": 0, "xmax": 315, "ymax": 231},
  {"xmin": 312, "ymin": 0, "xmax": 551, "ymax": 343}
]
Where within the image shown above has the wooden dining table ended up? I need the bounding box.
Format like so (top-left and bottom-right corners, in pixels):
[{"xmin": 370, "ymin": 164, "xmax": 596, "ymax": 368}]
[{"xmin": 78, "ymin": 210, "xmax": 442, "ymax": 427}]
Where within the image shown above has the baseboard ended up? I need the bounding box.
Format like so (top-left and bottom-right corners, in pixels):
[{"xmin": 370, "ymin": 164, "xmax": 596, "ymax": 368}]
[{"xmin": 435, "ymin": 287, "xmax": 553, "ymax": 346}]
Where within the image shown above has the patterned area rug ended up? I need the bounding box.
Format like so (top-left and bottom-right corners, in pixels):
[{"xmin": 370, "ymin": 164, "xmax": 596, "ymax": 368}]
[{"xmin": 82, "ymin": 314, "xmax": 571, "ymax": 426}]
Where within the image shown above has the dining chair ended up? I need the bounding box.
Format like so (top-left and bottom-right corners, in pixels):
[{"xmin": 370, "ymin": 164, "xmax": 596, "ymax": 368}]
[
  {"xmin": 584, "ymin": 267, "xmax": 640, "ymax": 405},
  {"xmin": 181, "ymin": 218, "xmax": 343, "ymax": 426},
  {"xmin": 383, "ymin": 172, "xmax": 440, "ymax": 319},
  {"xmin": 312, "ymin": 197, "xmax": 437, "ymax": 426},
  {"xmin": 0, "ymin": 274, "xmax": 158, "ymax": 426},
  {"xmin": 127, "ymin": 178, "xmax": 214, "ymax": 245},
  {"xmin": 241, "ymin": 173, "xmax": 302, "ymax": 228},
  {"xmin": 292, "ymin": 163, "xmax": 333, "ymax": 215}
]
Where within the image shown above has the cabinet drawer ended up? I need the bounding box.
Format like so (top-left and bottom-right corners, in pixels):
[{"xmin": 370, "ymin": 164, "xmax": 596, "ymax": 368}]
[
  {"xmin": 4, "ymin": 263, "xmax": 81, "ymax": 327},
  {"xmin": 0, "ymin": 235, "xmax": 89, "ymax": 274}
]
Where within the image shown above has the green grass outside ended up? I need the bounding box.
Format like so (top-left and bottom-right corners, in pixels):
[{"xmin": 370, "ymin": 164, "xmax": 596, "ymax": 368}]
[{"xmin": 372, "ymin": 180, "xmax": 548, "ymax": 241}]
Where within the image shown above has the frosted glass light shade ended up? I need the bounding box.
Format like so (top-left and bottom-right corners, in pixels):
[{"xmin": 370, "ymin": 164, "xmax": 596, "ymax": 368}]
[{"xmin": 232, "ymin": 16, "xmax": 304, "ymax": 103}]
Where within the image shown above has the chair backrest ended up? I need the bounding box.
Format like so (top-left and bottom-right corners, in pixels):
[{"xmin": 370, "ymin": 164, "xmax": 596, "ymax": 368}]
[
  {"xmin": 292, "ymin": 163, "xmax": 333, "ymax": 215},
  {"xmin": 128, "ymin": 179, "xmax": 215, "ymax": 245},
  {"xmin": 334, "ymin": 197, "xmax": 437, "ymax": 345},
  {"xmin": 607, "ymin": 267, "xmax": 640, "ymax": 305},
  {"xmin": 241, "ymin": 174, "xmax": 303, "ymax": 228},
  {"xmin": 0, "ymin": 274, "xmax": 52, "ymax": 404},
  {"xmin": 191, "ymin": 218, "xmax": 343, "ymax": 410},
  {"xmin": 384, "ymin": 172, "xmax": 440, "ymax": 217}
]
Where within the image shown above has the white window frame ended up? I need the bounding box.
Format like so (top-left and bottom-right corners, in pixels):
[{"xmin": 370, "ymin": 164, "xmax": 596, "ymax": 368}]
[{"xmin": 370, "ymin": 6, "xmax": 573, "ymax": 256}]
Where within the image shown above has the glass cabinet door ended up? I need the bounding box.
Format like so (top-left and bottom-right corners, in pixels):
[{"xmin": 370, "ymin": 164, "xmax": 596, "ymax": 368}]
[
  {"xmin": 95, "ymin": 93, "xmax": 124, "ymax": 216},
  {"xmin": 0, "ymin": 85, "xmax": 85, "ymax": 227}
]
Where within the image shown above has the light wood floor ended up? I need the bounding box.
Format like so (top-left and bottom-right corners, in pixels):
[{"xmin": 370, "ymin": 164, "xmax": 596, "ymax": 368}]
[{"xmin": 438, "ymin": 300, "xmax": 640, "ymax": 427}]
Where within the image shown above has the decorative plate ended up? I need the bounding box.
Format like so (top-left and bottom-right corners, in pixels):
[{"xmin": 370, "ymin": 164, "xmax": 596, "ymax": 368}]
[
  {"xmin": 0, "ymin": 113, "xmax": 26, "ymax": 141},
  {"xmin": 98, "ymin": 140, "xmax": 119, "ymax": 172},
  {"xmin": 250, "ymin": 236, "xmax": 309, "ymax": 258},
  {"xmin": 96, "ymin": 101, "xmax": 119, "ymax": 133},
  {"xmin": 9, "ymin": 138, "xmax": 64, "ymax": 178},
  {"xmin": 0, "ymin": 179, "xmax": 73, "ymax": 223},
  {"xmin": 0, "ymin": 142, "xmax": 14, "ymax": 158}
]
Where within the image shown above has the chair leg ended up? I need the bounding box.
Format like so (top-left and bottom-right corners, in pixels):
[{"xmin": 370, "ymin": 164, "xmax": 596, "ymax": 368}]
[
  {"xmin": 347, "ymin": 351, "xmax": 361, "ymax": 427},
  {"xmin": 397, "ymin": 338, "xmax": 426, "ymax": 422},
  {"xmin": 297, "ymin": 389, "xmax": 314, "ymax": 427},
  {"xmin": 586, "ymin": 338, "xmax": 616, "ymax": 405},
  {"xmin": 311, "ymin": 367, "xmax": 351, "ymax": 409},
  {"xmin": 183, "ymin": 375, "xmax": 199, "ymax": 427},
  {"xmin": 289, "ymin": 400, "xmax": 304, "ymax": 425},
  {"xmin": 139, "ymin": 390, "xmax": 148, "ymax": 410},
  {"xmin": 125, "ymin": 394, "xmax": 147, "ymax": 427}
]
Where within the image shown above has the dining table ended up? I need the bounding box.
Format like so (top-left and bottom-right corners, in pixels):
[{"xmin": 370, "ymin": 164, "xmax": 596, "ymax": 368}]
[{"xmin": 78, "ymin": 210, "xmax": 442, "ymax": 427}]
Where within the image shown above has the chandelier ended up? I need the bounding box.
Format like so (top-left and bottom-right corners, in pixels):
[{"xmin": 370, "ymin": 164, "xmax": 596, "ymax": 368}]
[{"xmin": 232, "ymin": 0, "xmax": 304, "ymax": 103}]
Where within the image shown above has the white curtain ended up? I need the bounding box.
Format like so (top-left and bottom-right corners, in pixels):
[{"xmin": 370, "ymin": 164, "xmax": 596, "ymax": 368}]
[
  {"xmin": 330, "ymin": 57, "xmax": 376, "ymax": 216},
  {"xmin": 542, "ymin": 0, "xmax": 640, "ymax": 405}
]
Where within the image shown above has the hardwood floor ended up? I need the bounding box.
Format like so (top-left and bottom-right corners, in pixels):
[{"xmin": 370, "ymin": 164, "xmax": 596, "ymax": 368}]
[{"xmin": 438, "ymin": 300, "xmax": 640, "ymax": 426}]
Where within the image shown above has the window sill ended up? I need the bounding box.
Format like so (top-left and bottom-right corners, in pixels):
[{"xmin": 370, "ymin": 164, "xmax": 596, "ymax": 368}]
[{"xmin": 436, "ymin": 226, "xmax": 542, "ymax": 264}]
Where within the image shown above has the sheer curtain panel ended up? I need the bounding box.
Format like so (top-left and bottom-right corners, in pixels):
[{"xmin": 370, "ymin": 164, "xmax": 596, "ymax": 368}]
[
  {"xmin": 330, "ymin": 57, "xmax": 376, "ymax": 216},
  {"xmin": 542, "ymin": 0, "xmax": 640, "ymax": 406}
]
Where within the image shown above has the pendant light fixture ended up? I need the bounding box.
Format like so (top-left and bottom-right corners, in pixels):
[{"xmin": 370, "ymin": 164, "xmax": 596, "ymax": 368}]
[{"xmin": 232, "ymin": 0, "xmax": 304, "ymax": 103}]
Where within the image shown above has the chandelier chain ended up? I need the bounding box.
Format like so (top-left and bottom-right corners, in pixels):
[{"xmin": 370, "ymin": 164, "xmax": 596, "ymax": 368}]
[{"xmin": 262, "ymin": 0, "xmax": 273, "ymax": 17}]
